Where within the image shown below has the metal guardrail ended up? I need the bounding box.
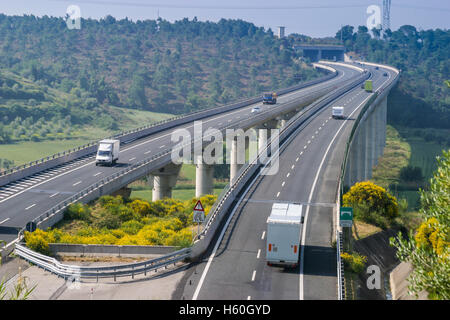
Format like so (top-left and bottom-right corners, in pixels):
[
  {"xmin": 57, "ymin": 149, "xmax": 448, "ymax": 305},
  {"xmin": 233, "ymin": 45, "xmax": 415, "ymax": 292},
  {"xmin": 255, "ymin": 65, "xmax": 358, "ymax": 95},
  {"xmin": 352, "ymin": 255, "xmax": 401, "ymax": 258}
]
[
  {"xmin": 24, "ymin": 67, "xmax": 341, "ymax": 232},
  {"xmin": 195, "ymin": 66, "xmax": 370, "ymax": 243},
  {"xmin": 14, "ymin": 242, "xmax": 191, "ymax": 281},
  {"xmin": 336, "ymin": 62, "xmax": 400, "ymax": 300},
  {"xmin": 336, "ymin": 230, "xmax": 345, "ymax": 300},
  {"xmin": 0, "ymin": 70, "xmax": 337, "ymax": 186}
]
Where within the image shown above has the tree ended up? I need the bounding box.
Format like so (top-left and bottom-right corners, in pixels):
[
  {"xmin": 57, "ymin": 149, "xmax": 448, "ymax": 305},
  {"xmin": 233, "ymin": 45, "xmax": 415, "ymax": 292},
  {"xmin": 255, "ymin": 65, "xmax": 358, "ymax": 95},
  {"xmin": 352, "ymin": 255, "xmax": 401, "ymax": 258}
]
[
  {"xmin": 343, "ymin": 181, "xmax": 399, "ymax": 226},
  {"xmin": 400, "ymin": 165, "xmax": 424, "ymax": 182},
  {"xmin": 335, "ymin": 25, "xmax": 354, "ymax": 43},
  {"xmin": 390, "ymin": 150, "xmax": 450, "ymax": 299}
]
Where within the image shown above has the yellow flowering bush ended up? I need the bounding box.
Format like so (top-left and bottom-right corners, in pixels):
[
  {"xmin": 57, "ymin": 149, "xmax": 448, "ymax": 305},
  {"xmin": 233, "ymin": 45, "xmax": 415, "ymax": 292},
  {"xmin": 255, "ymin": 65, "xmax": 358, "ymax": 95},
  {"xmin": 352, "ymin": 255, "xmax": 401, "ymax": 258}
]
[
  {"xmin": 25, "ymin": 194, "xmax": 217, "ymax": 253},
  {"xmin": 415, "ymin": 217, "xmax": 448, "ymax": 256},
  {"xmin": 341, "ymin": 252, "xmax": 368, "ymax": 274},
  {"xmin": 343, "ymin": 181, "xmax": 399, "ymax": 226}
]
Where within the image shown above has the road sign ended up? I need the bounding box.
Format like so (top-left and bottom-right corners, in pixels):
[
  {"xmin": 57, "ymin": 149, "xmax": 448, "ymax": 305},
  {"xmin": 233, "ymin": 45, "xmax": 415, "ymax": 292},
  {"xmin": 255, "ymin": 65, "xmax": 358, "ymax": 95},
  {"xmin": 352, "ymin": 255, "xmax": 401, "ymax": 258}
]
[
  {"xmin": 193, "ymin": 200, "xmax": 205, "ymax": 223},
  {"xmin": 26, "ymin": 221, "xmax": 37, "ymax": 233},
  {"xmin": 340, "ymin": 207, "xmax": 353, "ymax": 227}
]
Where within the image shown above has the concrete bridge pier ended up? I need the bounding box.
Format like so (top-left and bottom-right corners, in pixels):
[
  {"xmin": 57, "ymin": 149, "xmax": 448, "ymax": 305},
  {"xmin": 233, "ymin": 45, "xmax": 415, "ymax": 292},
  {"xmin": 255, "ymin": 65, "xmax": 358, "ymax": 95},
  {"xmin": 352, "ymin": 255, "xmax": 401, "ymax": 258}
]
[
  {"xmin": 364, "ymin": 115, "xmax": 373, "ymax": 180},
  {"xmin": 256, "ymin": 119, "xmax": 278, "ymax": 153},
  {"xmin": 277, "ymin": 112, "xmax": 295, "ymax": 128},
  {"xmin": 149, "ymin": 163, "xmax": 182, "ymax": 201},
  {"xmin": 195, "ymin": 155, "xmax": 214, "ymax": 197},
  {"xmin": 356, "ymin": 124, "xmax": 366, "ymax": 183}
]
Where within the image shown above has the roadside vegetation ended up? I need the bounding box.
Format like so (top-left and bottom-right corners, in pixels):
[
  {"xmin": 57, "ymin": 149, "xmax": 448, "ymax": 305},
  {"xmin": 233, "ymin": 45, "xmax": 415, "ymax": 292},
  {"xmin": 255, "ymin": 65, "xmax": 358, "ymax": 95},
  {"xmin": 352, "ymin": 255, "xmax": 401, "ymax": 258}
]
[
  {"xmin": 24, "ymin": 194, "xmax": 217, "ymax": 255},
  {"xmin": 0, "ymin": 274, "xmax": 35, "ymax": 300},
  {"xmin": 0, "ymin": 15, "xmax": 322, "ymax": 171},
  {"xmin": 390, "ymin": 150, "xmax": 450, "ymax": 300},
  {"xmin": 343, "ymin": 181, "xmax": 400, "ymax": 230},
  {"xmin": 337, "ymin": 25, "xmax": 449, "ymax": 129}
]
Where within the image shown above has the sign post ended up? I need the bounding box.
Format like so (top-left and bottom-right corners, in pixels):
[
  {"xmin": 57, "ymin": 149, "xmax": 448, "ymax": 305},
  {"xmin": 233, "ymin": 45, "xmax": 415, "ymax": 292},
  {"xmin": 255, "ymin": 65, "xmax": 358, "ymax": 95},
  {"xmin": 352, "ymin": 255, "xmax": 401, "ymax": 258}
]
[
  {"xmin": 339, "ymin": 207, "xmax": 353, "ymax": 228},
  {"xmin": 193, "ymin": 200, "xmax": 205, "ymax": 238}
]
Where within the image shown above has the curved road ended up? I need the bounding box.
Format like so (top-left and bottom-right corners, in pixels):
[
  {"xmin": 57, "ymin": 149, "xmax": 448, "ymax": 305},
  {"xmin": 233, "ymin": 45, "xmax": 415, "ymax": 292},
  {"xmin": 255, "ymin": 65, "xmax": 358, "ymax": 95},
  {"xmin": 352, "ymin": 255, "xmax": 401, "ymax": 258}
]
[
  {"xmin": 176, "ymin": 63, "xmax": 396, "ymax": 300},
  {"xmin": 0, "ymin": 65, "xmax": 357, "ymax": 243}
]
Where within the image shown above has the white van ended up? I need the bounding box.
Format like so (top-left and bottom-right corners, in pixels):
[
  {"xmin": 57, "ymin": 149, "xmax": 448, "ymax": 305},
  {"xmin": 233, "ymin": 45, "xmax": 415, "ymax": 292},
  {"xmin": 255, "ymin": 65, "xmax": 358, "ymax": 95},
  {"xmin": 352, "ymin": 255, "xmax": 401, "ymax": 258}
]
[{"xmin": 95, "ymin": 139, "xmax": 120, "ymax": 166}]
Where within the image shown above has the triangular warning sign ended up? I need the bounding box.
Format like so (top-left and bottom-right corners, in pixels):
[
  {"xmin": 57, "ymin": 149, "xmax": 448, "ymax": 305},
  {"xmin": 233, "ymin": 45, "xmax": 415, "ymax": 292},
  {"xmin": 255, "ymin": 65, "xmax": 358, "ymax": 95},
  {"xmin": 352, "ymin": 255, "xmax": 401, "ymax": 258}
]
[{"xmin": 194, "ymin": 200, "xmax": 204, "ymax": 212}]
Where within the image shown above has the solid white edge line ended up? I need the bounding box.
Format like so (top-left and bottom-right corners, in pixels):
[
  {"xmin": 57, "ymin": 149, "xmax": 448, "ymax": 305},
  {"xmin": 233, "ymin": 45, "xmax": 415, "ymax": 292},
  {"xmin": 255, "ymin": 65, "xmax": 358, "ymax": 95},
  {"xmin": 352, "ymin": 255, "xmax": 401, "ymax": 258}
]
[{"xmin": 192, "ymin": 175, "xmax": 259, "ymax": 300}]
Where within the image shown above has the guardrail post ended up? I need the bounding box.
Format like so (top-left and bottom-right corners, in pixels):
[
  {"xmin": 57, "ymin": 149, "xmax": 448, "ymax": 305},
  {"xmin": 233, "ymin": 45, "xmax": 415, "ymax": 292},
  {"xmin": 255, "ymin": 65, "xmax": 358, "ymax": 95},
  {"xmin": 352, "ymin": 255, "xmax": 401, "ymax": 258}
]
[
  {"xmin": 114, "ymin": 268, "xmax": 116, "ymax": 282},
  {"xmin": 96, "ymin": 270, "xmax": 98, "ymax": 283},
  {"xmin": 132, "ymin": 266, "xmax": 134, "ymax": 279},
  {"xmin": 144, "ymin": 264, "xmax": 147, "ymax": 276}
]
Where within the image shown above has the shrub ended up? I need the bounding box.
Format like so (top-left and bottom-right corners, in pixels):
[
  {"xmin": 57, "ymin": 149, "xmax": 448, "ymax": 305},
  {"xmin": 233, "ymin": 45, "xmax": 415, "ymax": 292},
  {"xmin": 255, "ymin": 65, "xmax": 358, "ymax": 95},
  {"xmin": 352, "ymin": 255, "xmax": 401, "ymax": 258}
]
[
  {"xmin": 24, "ymin": 230, "xmax": 52, "ymax": 255},
  {"xmin": 64, "ymin": 203, "xmax": 91, "ymax": 221},
  {"xmin": 121, "ymin": 220, "xmax": 144, "ymax": 235},
  {"xmin": 341, "ymin": 252, "xmax": 367, "ymax": 274},
  {"xmin": 343, "ymin": 181, "xmax": 399, "ymax": 224}
]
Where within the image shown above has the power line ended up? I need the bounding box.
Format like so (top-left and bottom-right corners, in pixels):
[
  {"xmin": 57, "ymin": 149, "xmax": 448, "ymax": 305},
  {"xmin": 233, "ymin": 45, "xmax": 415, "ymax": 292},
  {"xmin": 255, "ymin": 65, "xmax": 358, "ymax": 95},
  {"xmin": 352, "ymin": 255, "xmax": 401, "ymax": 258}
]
[
  {"xmin": 51, "ymin": 0, "xmax": 450, "ymax": 12},
  {"xmin": 50, "ymin": 0, "xmax": 372, "ymax": 11}
]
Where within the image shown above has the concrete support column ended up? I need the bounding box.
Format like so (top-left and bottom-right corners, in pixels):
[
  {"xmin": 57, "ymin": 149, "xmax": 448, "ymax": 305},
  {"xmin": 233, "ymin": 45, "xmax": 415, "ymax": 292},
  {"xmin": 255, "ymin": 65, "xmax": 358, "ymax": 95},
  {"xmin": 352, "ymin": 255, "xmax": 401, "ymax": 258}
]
[
  {"xmin": 344, "ymin": 150, "xmax": 352, "ymax": 188},
  {"xmin": 364, "ymin": 115, "xmax": 373, "ymax": 180},
  {"xmin": 195, "ymin": 155, "xmax": 214, "ymax": 197},
  {"xmin": 370, "ymin": 109, "xmax": 378, "ymax": 168},
  {"xmin": 256, "ymin": 119, "xmax": 278, "ymax": 154},
  {"xmin": 150, "ymin": 163, "xmax": 181, "ymax": 201},
  {"xmin": 230, "ymin": 137, "xmax": 244, "ymax": 184},
  {"xmin": 277, "ymin": 112, "xmax": 295, "ymax": 128},
  {"xmin": 349, "ymin": 141, "xmax": 358, "ymax": 187},
  {"xmin": 375, "ymin": 104, "xmax": 383, "ymax": 161},
  {"xmin": 152, "ymin": 176, "xmax": 173, "ymax": 201},
  {"xmin": 382, "ymin": 96, "xmax": 387, "ymax": 151},
  {"xmin": 356, "ymin": 124, "xmax": 366, "ymax": 182},
  {"xmin": 258, "ymin": 128, "xmax": 271, "ymax": 153}
]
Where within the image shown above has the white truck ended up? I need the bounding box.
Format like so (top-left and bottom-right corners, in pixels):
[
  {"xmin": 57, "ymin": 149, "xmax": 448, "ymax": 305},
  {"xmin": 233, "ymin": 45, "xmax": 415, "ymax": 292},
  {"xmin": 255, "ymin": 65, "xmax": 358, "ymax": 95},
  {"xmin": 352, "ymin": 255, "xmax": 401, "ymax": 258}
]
[
  {"xmin": 95, "ymin": 139, "xmax": 120, "ymax": 166},
  {"xmin": 266, "ymin": 203, "xmax": 303, "ymax": 267},
  {"xmin": 332, "ymin": 106, "xmax": 344, "ymax": 119}
]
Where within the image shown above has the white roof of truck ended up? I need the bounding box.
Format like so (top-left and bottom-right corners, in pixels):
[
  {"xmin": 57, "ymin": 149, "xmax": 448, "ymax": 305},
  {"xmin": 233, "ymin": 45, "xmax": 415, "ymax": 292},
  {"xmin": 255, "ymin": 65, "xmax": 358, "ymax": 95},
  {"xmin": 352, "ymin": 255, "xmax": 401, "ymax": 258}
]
[
  {"xmin": 267, "ymin": 203, "xmax": 303, "ymax": 224},
  {"xmin": 99, "ymin": 139, "xmax": 120, "ymax": 144}
]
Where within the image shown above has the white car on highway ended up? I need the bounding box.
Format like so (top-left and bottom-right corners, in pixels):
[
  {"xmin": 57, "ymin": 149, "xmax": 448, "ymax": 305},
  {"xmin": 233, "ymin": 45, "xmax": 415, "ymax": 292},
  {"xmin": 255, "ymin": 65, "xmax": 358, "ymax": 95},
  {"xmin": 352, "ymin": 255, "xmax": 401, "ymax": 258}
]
[{"xmin": 251, "ymin": 106, "xmax": 261, "ymax": 113}]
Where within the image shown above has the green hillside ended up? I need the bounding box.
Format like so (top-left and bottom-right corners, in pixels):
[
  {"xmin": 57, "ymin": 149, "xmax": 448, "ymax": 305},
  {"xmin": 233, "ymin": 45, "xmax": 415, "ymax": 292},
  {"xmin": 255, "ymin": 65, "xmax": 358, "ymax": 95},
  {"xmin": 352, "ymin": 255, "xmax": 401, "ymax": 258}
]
[{"xmin": 0, "ymin": 15, "xmax": 323, "ymax": 169}]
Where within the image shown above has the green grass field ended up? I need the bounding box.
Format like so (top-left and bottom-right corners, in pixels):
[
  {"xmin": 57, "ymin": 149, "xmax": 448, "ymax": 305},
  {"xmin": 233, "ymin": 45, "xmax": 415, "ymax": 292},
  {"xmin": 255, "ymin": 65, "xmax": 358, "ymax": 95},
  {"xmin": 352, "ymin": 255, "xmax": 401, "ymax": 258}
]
[
  {"xmin": 371, "ymin": 125, "xmax": 411, "ymax": 188},
  {"xmin": 0, "ymin": 138, "xmax": 99, "ymax": 166},
  {"xmin": 371, "ymin": 125, "xmax": 447, "ymax": 212},
  {"xmin": 0, "ymin": 110, "xmax": 174, "ymax": 167}
]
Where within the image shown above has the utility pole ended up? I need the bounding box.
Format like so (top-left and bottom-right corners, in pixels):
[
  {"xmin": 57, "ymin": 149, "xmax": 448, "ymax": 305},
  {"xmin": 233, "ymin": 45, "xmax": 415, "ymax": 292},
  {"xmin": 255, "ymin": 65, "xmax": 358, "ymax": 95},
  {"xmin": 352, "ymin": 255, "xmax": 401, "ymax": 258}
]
[{"xmin": 382, "ymin": 0, "xmax": 391, "ymax": 32}]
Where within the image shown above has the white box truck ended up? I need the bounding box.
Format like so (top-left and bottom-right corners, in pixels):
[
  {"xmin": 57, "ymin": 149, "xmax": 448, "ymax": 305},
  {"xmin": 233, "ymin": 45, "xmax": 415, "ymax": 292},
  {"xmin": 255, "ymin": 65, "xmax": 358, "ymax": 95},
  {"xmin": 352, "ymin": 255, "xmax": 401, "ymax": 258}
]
[
  {"xmin": 332, "ymin": 106, "xmax": 344, "ymax": 119},
  {"xmin": 266, "ymin": 203, "xmax": 303, "ymax": 267},
  {"xmin": 95, "ymin": 139, "xmax": 120, "ymax": 166}
]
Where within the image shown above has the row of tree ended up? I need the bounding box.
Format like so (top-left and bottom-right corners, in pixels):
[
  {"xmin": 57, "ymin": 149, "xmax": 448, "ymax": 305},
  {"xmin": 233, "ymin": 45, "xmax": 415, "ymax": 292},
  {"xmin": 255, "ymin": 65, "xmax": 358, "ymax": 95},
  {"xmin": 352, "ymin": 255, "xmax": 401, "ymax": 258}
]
[{"xmin": 335, "ymin": 25, "xmax": 449, "ymax": 129}]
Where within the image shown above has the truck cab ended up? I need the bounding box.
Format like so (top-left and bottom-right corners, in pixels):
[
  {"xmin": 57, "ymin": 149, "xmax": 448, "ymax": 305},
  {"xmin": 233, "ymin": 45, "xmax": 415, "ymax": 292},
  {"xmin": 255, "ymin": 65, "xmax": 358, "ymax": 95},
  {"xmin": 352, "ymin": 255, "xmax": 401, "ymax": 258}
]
[
  {"xmin": 263, "ymin": 92, "xmax": 277, "ymax": 104},
  {"xmin": 95, "ymin": 139, "xmax": 120, "ymax": 166}
]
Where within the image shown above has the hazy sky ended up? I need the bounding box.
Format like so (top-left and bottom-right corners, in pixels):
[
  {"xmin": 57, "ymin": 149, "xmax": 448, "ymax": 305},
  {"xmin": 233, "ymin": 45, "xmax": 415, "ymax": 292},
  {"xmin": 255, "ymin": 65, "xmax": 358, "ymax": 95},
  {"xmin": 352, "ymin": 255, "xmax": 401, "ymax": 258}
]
[{"xmin": 1, "ymin": 0, "xmax": 449, "ymax": 37}]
